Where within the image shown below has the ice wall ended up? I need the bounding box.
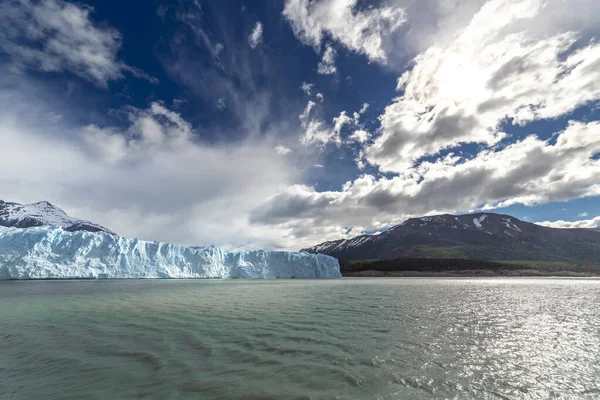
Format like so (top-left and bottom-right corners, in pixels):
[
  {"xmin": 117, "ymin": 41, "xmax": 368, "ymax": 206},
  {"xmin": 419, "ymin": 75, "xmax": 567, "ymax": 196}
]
[{"xmin": 0, "ymin": 227, "xmax": 341, "ymax": 279}]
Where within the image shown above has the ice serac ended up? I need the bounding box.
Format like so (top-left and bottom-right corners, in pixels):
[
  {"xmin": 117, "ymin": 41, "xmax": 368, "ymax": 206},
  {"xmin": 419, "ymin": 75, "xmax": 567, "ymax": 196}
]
[{"xmin": 0, "ymin": 227, "xmax": 341, "ymax": 279}]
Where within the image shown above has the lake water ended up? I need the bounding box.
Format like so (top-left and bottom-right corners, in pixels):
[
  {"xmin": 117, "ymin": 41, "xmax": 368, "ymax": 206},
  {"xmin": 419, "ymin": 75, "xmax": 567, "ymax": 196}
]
[{"xmin": 1, "ymin": 278, "xmax": 599, "ymax": 399}]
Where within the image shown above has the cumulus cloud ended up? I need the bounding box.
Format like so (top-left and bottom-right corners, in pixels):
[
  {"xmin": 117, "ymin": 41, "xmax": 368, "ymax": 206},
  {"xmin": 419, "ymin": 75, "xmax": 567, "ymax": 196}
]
[
  {"xmin": 282, "ymin": 0, "xmax": 406, "ymax": 63},
  {"xmin": 248, "ymin": 21, "xmax": 263, "ymax": 49},
  {"xmin": 4, "ymin": 0, "xmax": 600, "ymax": 252},
  {"xmin": 364, "ymin": 0, "xmax": 600, "ymax": 172},
  {"xmin": 537, "ymin": 216, "xmax": 600, "ymax": 229},
  {"xmin": 317, "ymin": 44, "xmax": 337, "ymax": 74},
  {"xmin": 0, "ymin": 82, "xmax": 300, "ymax": 250},
  {"xmin": 348, "ymin": 129, "xmax": 370, "ymax": 143},
  {"xmin": 252, "ymin": 120, "xmax": 600, "ymax": 246},
  {"xmin": 299, "ymin": 101, "xmax": 363, "ymax": 146},
  {"xmin": 0, "ymin": 0, "xmax": 155, "ymax": 86}
]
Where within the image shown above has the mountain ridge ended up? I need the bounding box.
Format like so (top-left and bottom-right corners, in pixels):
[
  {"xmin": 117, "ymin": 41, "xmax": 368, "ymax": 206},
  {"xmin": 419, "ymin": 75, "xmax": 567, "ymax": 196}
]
[
  {"xmin": 301, "ymin": 212, "xmax": 600, "ymax": 263},
  {"xmin": 0, "ymin": 200, "xmax": 114, "ymax": 235}
]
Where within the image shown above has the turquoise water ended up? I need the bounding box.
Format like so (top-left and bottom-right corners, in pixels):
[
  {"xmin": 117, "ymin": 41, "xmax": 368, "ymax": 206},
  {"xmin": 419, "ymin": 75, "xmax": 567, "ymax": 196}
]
[{"xmin": 1, "ymin": 278, "xmax": 600, "ymax": 399}]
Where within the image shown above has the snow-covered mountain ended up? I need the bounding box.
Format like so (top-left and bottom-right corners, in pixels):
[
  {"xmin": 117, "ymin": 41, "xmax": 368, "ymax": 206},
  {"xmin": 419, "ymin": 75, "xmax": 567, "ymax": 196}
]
[
  {"xmin": 0, "ymin": 226, "xmax": 341, "ymax": 279},
  {"xmin": 0, "ymin": 200, "xmax": 113, "ymax": 234},
  {"xmin": 302, "ymin": 213, "xmax": 600, "ymax": 263}
]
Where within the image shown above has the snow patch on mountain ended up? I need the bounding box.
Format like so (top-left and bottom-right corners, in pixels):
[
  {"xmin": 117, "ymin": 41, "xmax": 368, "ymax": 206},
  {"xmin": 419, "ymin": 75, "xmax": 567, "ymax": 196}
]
[
  {"xmin": 473, "ymin": 214, "xmax": 487, "ymax": 229},
  {"xmin": 347, "ymin": 236, "xmax": 369, "ymax": 247},
  {"xmin": 0, "ymin": 226, "xmax": 341, "ymax": 279},
  {"xmin": 0, "ymin": 200, "xmax": 113, "ymax": 234},
  {"xmin": 303, "ymin": 212, "xmax": 600, "ymax": 261},
  {"xmin": 302, "ymin": 212, "xmax": 535, "ymax": 255},
  {"xmin": 502, "ymin": 217, "xmax": 522, "ymax": 232}
]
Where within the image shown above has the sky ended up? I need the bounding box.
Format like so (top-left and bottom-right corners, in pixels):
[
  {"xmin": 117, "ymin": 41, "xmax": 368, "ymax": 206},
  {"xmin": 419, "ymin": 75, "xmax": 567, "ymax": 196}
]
[{"xmin": 0, "ymin": 0, "xmax": 599, "ymax": 251}]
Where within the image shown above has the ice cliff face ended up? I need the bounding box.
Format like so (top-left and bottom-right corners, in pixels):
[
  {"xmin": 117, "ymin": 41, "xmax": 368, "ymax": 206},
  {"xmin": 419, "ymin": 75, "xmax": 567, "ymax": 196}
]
[{"xmin": 0, "ymin": 226, "xmax": 341, "ymax": 279}]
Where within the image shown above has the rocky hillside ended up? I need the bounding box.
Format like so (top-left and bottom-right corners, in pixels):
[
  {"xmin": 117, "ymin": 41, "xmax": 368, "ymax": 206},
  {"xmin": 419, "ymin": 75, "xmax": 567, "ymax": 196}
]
[{"xmin": 302, "ymin": 213, "xmax": 600, "ymax": 263}]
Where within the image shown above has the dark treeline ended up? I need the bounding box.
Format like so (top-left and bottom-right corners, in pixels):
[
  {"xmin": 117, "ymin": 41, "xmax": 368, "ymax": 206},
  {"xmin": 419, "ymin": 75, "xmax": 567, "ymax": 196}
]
[{"xmin": 339, "ymin": 258, "xmax": 600, "ymax": 275}]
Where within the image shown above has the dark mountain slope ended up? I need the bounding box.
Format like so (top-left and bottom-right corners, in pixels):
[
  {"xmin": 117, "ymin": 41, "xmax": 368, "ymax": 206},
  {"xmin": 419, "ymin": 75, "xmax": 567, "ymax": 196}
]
[{"xmin": 302, "ymin": 213, "xmax": 600, "ymax": 263}]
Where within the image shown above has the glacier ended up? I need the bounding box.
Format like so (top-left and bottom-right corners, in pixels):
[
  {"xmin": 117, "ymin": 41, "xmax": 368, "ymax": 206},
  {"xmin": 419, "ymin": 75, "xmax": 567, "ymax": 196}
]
[{"xmin": 0, "ymin": 226, "xmax": 341, "ymax": 279}]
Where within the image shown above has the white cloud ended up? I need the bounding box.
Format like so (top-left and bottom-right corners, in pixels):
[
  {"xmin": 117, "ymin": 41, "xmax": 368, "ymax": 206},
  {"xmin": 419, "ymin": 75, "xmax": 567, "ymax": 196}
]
[
  {"xmin": 298, "ymin": 101, "xmax": 373, "ymax": 147},
  {"xmin": 301, "ymin": 120, "xmax": 333, "ymax": 146},
  {"xmin": 248, "ymin": 21, "xmax": 263, "ymax": 49},
  {"xmin": 317, "ymin": 44, "xmax": 337, "ymax": 74},
  {"xmin": 352, "ymin": 103, "xmax": 369, "ymax": 123},
  {"xmin": 348, "ymin": 129, "xmax": 370, "ymax": 143},
  {"xmin": 0, "ymin": 0, "xmax": 154, "ymax": 86},
  {"xmin": 359, "ymin": 102, "xmax": 369, "ymax": 114},
  {"xmin": 0, "ymin": 81, "xmax": 301, "ymax": 250},
  {"xmin": 579, "ymin": 212, "xmax": 589, "ymax": 217},
  {"xmin": 537, "ymin": 216, "xmax": 600, "ymax": 229},
  {"xmin": 4, "ymin": 0, "xmax": 600, "ymax": 252},
  {"xmin": 275, "ymin": 145, "xmax": 292, "ymax": 155},
  {"xmin": 282, "ymin": 0, "xmax": 406, "ymax": 63},
  {"xmin": 252, "ymin": 120, "xmax": 600, "ymax": 246},
  {"xmin": 299, "ymin": 101, "xmax": 358, "ymax": 146},
  {"xmin": 365, "ymin": 0, "xmax": 600, "ymax": 173},
  {"xmin": 300, "ymin": 81, "xmax": 314, "ymax": 95},
  {"xmin": 299, "ymin": 100, "xmax": 316, "ymax": 126},
  {"xmin": 298, "ymin": 100, "xmax": 333, "ymax": 146},
  {"xmin": 332, "ymin": 111, "xmax": 351, "ymax": 138}
]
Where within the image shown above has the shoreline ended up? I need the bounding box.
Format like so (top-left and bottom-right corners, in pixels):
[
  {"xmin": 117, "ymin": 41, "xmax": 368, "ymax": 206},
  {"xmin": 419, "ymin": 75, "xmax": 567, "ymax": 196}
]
[
  {"xmin": 343, "ymin": 269, "xmax": 600, "ymax": 278},
  {"xmin": 2, "ymin": 272, "xmax": 600, "ymax": 281}
]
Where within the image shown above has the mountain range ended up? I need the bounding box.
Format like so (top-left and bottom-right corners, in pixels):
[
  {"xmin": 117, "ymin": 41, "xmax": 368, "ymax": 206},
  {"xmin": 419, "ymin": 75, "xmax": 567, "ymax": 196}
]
[
  {"xmin": 3, "ymin": 199, "xmax": 599, "ymax": 265},
  {"xmin": 302, "ymin": 213, "xmax": 600, "ymax": 264}
]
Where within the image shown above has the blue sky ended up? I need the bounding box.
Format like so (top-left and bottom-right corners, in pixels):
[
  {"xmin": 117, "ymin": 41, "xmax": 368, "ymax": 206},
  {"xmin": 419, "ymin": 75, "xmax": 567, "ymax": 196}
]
[{"xmin": 0, "ymin": 0, "xmax": 599, "ymax": 250}]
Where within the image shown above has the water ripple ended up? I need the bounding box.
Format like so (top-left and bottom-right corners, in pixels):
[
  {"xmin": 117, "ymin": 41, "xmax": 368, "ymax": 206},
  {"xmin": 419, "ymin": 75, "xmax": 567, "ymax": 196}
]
[{"xmin": 1, "ymin": 278, "xmax": 600, "ymax": 399}]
